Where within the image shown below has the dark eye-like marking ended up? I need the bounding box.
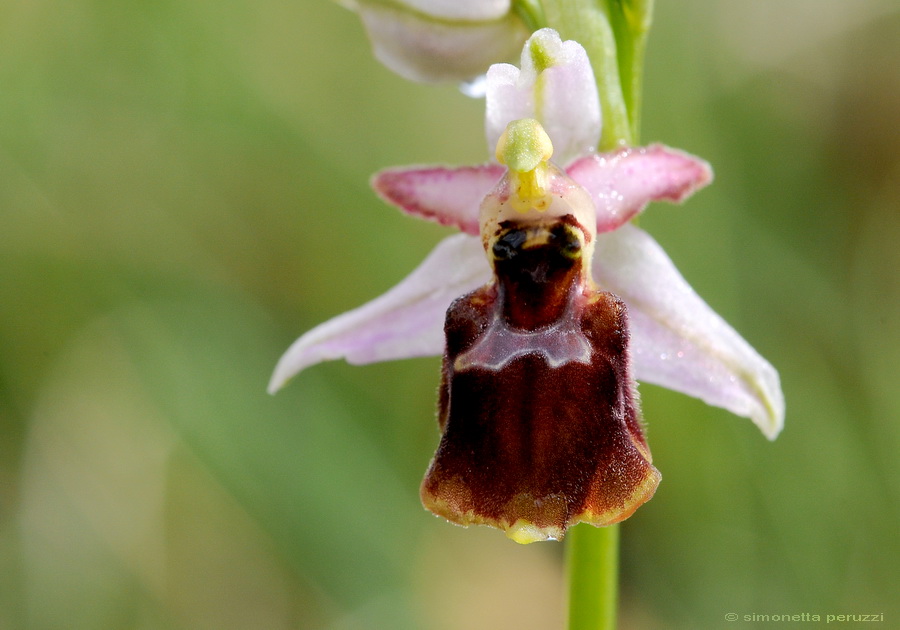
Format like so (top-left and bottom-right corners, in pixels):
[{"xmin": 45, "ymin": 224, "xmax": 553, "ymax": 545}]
[
  {"xmin": 550, "ymin": 224, "xmax": 583, "ymax": 259},
  {"xmin": 492, "ymin": 229, "xmax": 527, "ymax": 260}
]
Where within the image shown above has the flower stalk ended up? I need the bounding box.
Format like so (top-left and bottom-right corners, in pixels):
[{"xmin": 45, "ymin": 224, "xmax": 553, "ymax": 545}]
[
  {"xmin": 513, "ymin": 0, "xmax": 546, "ymax": 32},
  {"xmin": 609, "ymin": 0, "xmax": 654, "ymax": 141},
  {"xmin": 567, "ymin": 523, "xmax": 619, "ymax": 630}
]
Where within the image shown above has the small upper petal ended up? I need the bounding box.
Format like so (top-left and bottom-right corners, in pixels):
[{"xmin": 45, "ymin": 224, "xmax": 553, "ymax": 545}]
[
  {"xmin": 593, "ymin": 224, "xmax": 785, "ymax": 439},
  {"xmin": 485, "ymin": 29, "xmax": 601, "ymax": 164},
  {"xmin": 268, "ymin": 234, "xmax": 490, "ymax": 393},
  {"xmin": 566, "ymin": 145, "xmax": 713, "ymax": 233},
  {"xmin": 351, "ymin": 1, "xmax": 528, "ymax": 82},
  {"xmin": 485, "ymin": 63, "xmax": 534, "ymax": 152},
  {"xmin": 372, "ymin": 164, "xmax": 505, "ymax": 236}
]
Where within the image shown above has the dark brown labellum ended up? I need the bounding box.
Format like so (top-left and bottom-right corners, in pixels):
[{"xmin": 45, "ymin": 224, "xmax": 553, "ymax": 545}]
[{"xmin": 420, "ymin": 217, "xmax": 660, "ymax": 543}]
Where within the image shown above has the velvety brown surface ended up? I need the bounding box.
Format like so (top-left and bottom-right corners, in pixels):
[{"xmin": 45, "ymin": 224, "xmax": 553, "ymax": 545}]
[{"xmin": 421, "ymin": 219, "xmax": 659, "ymax": 538}]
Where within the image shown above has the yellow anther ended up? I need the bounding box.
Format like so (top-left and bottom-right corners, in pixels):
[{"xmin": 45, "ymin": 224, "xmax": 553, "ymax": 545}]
[
  {"xmin": 495, "ymin": 119, "xmax": 555, "ymax": 213},
  {"xmin": 496, "ymin": 118, "xmax": 553, "ymax": 171}
]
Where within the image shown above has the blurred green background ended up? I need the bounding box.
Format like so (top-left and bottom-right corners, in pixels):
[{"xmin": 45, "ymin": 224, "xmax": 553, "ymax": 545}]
[{"xmin": 1, "ymin": 1, "xmax": 898, "ymax": 628}]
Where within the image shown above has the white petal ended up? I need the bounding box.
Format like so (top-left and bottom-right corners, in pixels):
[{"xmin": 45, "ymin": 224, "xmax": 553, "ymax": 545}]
[
  {"xmin": 269, "ymin": 234, "xmax": 490, "ymax": 393},
  {"xmin": 485, "ymin": 29, "xmax": 601, "ymax": 163},
  {"xmin": 485, "ymin": 62, "xmax": 532, "ymax": 154},
  {"xmin": 594, "ymin": 224, "xmax": 785, "ymax": 439},
  {"xmin": 524, "ymin": 31, "xmax": 601, "ymax": 164},
  {"xmin": 353, "ymin": 2, "xmax": 527, "ymax": 83},
  {"xmin": 393, "ymin": 0, "xmax": 510, "ymax": 21}
]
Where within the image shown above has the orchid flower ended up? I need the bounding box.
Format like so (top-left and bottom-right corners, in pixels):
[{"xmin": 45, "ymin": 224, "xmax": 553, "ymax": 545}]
[
  {"xmin": 343, "ymin": 0, "xmax": 529, "ymax": 82},
  {"xmin": 269, "ymin": 29, "xmax": 784, "ymax": 541}
]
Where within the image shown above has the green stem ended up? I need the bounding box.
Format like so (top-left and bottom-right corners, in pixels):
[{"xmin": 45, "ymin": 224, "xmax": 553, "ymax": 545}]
[
  {"xmin": 513, "ymin": 0, "xmax": 547, "ymax": 33},
  {"xmin": 609, "ymin": 0, "xmax": 654, "ymax": 142},
  {"xmin": 541, "ymin": 0, "xmax": 632, "ymax": 149},
  {"xmin": 567, "ymin": 524, "xmax": 620, "ymax": 630}
]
